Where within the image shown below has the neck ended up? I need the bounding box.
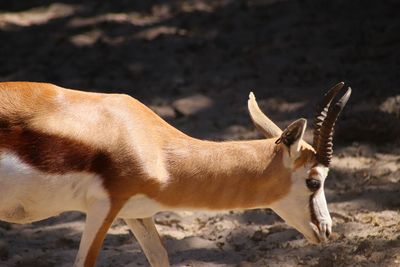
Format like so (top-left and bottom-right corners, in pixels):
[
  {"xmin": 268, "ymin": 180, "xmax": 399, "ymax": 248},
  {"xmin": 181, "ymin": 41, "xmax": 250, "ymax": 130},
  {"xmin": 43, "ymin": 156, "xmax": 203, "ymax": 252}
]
[{"xmin": 152, "ymin": 137, "xmax": 291, "ymax": 210}]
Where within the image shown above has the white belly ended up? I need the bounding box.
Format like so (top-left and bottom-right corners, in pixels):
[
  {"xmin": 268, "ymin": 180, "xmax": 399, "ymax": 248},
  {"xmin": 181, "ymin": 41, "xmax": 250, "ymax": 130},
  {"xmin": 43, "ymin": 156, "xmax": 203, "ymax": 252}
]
[
  {"xmin": 0, "ymin": 152, "xmax": 102, "ymax": 223},
  {"xmin": 0, "ymin": 151, "xmax": 181, "ymax": 223}
]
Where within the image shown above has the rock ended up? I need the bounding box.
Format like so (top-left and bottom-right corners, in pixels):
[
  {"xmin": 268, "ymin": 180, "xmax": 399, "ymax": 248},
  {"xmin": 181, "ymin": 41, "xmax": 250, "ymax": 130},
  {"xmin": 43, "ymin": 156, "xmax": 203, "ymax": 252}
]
[
  {"xmin": 149, "ymin": 105, "xmax": 176, "ymax": 119},
  {"xmin": 380, "ymin": 95, "xmax": 400, "ymax": 117},
  {"xmin": 172, "ymin": 94, "xmax": 213, "ymax": 117}
]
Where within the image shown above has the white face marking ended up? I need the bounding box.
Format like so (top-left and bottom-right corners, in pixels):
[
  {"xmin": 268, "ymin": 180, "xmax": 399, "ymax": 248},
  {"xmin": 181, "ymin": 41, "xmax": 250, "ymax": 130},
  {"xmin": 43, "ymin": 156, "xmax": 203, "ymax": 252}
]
[
  {"xmin": 309, "ymin": 165, "xmax": 331, "ymax": 241},
  {"xmin": 269, "ymin": 163, "xmax": 332, "ymax": 244},
  {"xmin": 313, "ymin": 165, "xmax": 329, "ymax": 179}
]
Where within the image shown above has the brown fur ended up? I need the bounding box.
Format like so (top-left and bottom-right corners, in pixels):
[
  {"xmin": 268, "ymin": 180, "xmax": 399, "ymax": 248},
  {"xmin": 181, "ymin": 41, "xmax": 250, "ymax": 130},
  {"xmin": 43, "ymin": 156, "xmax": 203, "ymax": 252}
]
[
  {"xmin": 157, "ymin": 139, "xmax": 292, "ymax": 209},
  {"xmin": 0, "ymin": 82, "xmax": 319, "ymax": 266},
  {"xmin": 0, "ymin": 125, "xmax": 112, "ymax": 174}
]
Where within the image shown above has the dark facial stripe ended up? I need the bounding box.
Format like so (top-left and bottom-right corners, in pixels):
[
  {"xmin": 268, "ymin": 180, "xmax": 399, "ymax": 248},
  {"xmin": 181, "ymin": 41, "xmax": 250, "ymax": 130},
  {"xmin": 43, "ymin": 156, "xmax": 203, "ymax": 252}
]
[{"xmin": 309, "ymin": 193, "xmax": 320, "ymax": 230}]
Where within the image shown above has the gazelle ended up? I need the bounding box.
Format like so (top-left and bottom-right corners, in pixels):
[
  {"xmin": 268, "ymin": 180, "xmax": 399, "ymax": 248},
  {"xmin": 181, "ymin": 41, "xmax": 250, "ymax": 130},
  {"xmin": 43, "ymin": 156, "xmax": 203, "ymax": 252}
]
[{"xmin": 0, "ymin": 81, "xmax": 351, "ymax": 267}]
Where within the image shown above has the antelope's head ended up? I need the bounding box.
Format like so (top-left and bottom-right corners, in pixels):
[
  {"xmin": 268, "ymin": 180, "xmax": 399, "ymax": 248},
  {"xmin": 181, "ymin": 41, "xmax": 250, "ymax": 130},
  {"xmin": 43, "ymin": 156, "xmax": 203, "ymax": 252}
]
[{"xmin": 248, "ymin": 82, "xmax": 351, "ymax": 244}]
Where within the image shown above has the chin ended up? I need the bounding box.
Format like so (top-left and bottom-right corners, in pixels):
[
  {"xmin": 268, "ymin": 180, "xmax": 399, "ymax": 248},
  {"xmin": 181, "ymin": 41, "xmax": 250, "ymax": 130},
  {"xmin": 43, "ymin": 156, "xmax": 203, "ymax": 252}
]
[
  {"xmin": 299, "ymin": 226, "xmax": 325, "ymax": 244},
  {"xmin": 304, "ymin": 233, "xmax": 321, "ymax": 244}
]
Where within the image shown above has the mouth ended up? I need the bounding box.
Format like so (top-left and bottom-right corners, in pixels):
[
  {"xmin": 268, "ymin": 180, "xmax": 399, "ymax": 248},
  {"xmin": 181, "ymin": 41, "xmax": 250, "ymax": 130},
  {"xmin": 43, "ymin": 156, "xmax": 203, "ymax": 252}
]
[
  {"xmin": 308, "ymin": 194, "xmax": 331, "ymax": 244},
  {"xmin": 307, "ymin": 222, "xmax": 330, "ymax": 244}
]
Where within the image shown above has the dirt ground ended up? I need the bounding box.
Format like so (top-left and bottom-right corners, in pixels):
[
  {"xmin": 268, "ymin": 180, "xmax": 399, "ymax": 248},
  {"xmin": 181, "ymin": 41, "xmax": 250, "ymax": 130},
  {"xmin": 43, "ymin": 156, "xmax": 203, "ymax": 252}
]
[{"xmin": 0, "ymin": 0, "xmax": 399, "ymax": 266}]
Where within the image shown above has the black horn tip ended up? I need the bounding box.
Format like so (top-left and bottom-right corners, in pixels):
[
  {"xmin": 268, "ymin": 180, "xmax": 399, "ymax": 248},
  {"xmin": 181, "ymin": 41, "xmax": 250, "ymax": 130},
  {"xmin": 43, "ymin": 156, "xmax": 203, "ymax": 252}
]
[
  {"xmin": 329, "ymin": 82, "xmax": 345, "ymax": 95},
  {"xmin": 332, "ymin": 82, "xmax": 345, "ymax": 90}
]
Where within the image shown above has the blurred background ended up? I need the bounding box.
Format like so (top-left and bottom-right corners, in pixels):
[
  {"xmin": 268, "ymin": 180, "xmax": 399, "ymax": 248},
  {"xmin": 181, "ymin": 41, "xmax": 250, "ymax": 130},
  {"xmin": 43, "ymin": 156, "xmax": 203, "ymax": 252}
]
[{"xmin": 0, "ymin": 1, "xmax": 399, "ymax": 266}]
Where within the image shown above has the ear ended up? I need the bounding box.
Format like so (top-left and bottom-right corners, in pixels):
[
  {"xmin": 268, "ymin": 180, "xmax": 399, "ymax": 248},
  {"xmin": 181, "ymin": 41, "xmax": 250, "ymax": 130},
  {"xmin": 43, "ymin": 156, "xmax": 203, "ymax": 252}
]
[{"xmin": 277, "ymin": 118, "xmax": 307, "ymax": 160}]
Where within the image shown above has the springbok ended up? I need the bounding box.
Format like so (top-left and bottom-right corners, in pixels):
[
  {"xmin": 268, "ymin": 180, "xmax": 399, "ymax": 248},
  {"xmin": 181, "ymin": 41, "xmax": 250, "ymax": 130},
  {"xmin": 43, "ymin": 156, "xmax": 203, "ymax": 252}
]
[{"xmin": 0, "ymin": 81, "xmax": 351, "ymax": 267}]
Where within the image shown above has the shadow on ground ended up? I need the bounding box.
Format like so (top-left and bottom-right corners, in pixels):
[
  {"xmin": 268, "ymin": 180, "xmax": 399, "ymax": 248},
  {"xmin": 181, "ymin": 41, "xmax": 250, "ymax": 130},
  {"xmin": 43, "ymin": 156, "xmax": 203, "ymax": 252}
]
[{"xmin": 0, "ymin": 1, "xmax": 399, "ymax": 266}]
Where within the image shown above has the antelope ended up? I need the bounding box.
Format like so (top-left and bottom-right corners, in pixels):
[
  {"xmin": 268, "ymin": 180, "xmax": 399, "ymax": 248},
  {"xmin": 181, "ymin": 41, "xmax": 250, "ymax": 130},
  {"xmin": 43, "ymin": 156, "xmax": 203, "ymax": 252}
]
[{"xmin": 0, "ymin": 81, "xmax": 351, "ymax": 267}]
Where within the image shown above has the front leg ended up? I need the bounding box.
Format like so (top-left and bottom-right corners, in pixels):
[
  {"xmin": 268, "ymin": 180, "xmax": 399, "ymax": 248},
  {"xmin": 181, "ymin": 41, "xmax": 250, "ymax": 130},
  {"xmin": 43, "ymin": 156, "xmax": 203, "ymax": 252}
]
[
  {"xmin": 125, "ymin": 217, "xmax": 170, "ymax": 267},
  {"xmin": 74, "ymin": 198, "xmax": 124, "ymax": 267}
]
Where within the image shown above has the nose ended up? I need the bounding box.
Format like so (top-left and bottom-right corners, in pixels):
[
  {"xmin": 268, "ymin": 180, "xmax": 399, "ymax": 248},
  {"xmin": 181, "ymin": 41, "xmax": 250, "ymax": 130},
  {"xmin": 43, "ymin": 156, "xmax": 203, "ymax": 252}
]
[{"xmin": 311, "ymin": 220, "xmax": 331, "ymax": 243}]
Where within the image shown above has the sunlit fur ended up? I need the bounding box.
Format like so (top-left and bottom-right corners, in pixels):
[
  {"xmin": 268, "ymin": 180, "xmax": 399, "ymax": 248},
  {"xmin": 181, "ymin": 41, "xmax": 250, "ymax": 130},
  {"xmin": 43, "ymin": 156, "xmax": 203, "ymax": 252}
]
[{"xmin": 0, "ymin": 82, "xmax": 332, "ymax": 267}]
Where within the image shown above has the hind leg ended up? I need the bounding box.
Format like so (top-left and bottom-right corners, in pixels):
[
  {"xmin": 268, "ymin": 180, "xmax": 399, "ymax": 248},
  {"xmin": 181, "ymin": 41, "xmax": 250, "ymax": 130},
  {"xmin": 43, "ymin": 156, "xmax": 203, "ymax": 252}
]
[{"xmin": 125, "ymin": 217, "xmax": 169, "ymax": 267}]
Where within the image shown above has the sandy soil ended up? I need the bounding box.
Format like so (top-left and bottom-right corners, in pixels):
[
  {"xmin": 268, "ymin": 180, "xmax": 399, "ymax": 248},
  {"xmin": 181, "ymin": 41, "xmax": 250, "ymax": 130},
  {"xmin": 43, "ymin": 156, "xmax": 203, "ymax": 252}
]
[{"xmin": 0, "ymin": 1, "xmax": 399, "ymax": 266}]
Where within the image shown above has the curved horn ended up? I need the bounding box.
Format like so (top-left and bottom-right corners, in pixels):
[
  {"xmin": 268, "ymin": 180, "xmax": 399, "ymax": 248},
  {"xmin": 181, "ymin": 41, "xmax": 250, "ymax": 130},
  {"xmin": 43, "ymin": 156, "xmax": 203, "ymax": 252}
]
[
  {"xmin": 312, "ymin": 82, "xmax": 345, "ymax": 150},
  {"xmin": 315, "ymin": 87, "xmax": 352, "ymax": 166},
  {"xmin": 248, "ymin": 92, "xmax": 282, "ymax": 138}
]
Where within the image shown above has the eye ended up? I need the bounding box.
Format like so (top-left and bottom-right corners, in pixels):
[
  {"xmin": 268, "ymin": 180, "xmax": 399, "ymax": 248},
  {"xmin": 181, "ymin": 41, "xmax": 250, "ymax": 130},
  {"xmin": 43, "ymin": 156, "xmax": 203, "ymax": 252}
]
[{"xmin": 306, "ymin": 178, "xmax": 321, "ymax": 191}]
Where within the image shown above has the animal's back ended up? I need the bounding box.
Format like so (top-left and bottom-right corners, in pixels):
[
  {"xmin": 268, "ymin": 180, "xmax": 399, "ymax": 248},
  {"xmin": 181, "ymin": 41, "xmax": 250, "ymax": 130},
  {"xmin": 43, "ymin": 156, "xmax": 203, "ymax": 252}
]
[
  {"xmin": 0, "ymin": 81, "xmax": 182, "ymax": 155},
  {"xmin": 0, "ymin": 82, "xmax": 180, "ymax": 223}
]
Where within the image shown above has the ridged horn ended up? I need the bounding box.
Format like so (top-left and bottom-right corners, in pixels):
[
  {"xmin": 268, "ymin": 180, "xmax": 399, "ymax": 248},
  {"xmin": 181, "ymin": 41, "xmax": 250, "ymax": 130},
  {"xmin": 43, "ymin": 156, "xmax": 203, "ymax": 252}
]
[
  {"xmin": 248, "ymin": 92, "xmax": 282, "ymax": 138},
  {"xmin": 312, "ymin": 82, "xmax": 345, "ymax": 150},
  {"xmin": 314, "ymin": 85, "xmax": 351, "ymax": 166}
]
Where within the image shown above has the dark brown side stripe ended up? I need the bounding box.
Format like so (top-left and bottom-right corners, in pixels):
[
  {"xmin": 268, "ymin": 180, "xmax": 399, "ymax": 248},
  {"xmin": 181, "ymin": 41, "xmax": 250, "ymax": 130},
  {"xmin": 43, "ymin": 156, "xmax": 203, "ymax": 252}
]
[
  {"xmin": 0, "ymin": 123, "xmax": 112, "ymax": 175},
  {"xmin": 0, "ymin": 120, "xmax": 151, "ymax": 200}
]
